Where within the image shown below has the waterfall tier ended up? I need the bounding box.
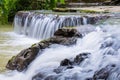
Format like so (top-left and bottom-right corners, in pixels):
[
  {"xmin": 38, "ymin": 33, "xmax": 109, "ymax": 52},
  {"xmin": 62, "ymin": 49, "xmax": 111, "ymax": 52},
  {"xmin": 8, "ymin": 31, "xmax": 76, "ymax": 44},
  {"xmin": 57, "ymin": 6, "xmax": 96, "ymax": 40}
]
[
  {"xmin": 14, "ymin": 11, "xmax": 110, "ymax": 40},
  {"xmin": 0, "ymin": 13, "xmax": 120, "ymax": 80}
]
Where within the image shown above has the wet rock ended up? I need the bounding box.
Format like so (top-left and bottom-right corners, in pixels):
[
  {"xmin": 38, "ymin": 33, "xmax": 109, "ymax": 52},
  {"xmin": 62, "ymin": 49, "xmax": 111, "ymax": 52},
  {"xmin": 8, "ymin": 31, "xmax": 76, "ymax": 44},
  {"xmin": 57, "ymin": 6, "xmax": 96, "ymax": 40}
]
[
  {"xmin": 54, "ymin": 66, "xmax": 67, "ymax": 74},
  {"xmin": 74, "ymin": 53, "xmax": 91, "ymax": 64},
  {"xmin": 60, "ymin": 59, "xmax": 72, "ymax": 66},
  {"xmin": 33, "ymin": 73, "xmax": 58, "ymax": 80},
  {"xmin": 39, "ymin": 36, "xmax": 77, "ymax": 46},
  {"xmin": 6, "ymin": 46, "xmax": 39, "ymax": 71},
  {"xmin": 38, "ymin": 41, "xmax": 51, "ymax": 49},
  {"xmin": 6, "ymin": 28, "xmax": 82, "ymax": 72},
  {"xmin": 54, "ymin": 53, "xmax": 91, "ymax": 74},
  {"xmin": 93, "ymin": 64, "xmax": 116, "ymax": 80},
  {"xmin": 44, "ymin": 75, "xmax": 58, "ymax": 80},
  {"xmin": 54, "ymin": 28, "xmax": 82, "ymax": 38},
  {"xmin": 50, "ymin": 36, "xmax": 77, "ymax": 45},
  {"xmin": 32, "ymin": 73, "xmax": 45, "ymax": 80},
  {"xmin": 87, "ymin": 17, "xmax": 96, "ymax": 24},
  {"xmin": 100, "ymin": 38, "xmax": 114, "ymax": 48}
]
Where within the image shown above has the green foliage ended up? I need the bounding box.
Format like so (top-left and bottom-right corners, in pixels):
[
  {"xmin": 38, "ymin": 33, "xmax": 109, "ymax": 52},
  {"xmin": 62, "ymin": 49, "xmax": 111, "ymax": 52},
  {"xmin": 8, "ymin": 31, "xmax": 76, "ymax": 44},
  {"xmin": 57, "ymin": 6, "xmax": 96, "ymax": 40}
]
[
  {"xmin": 0, "ymin": 0, "xmax": 17, "ymax": 24},
  {"xmin": 0, "ymin": 0, "xmax": 65, "ymax": 24},
  {"xmin": 59, "ymin": 0, "xmax": 65, "ymax": 4}
]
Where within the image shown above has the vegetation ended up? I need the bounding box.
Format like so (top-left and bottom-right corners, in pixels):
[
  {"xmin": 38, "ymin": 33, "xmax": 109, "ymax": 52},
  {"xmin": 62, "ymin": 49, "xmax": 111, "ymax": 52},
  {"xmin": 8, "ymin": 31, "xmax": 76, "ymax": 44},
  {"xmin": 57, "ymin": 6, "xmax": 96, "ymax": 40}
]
[
  {"xmin": 0, "ymin": 0, "xmax": 65, "ymax": 24},
  {"xmin": 0, "ymin": 0, "xmax": 112, "ymax": 24},
  {"xmin": 0, "ymin": 0, "xmax": 17, "ymax": 24}
]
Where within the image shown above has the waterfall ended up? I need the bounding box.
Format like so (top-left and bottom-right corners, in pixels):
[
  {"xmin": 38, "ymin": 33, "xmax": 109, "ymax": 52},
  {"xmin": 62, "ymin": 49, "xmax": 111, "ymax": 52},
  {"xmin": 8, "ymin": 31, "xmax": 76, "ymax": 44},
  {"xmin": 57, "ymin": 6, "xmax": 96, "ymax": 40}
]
[
  {"xmin": 0, "ymin": 17, "xmax": 120, "ymax": 80},
  {"xmin": 14, "ymin": 11, "xmax": 109, "ymax": 40}
]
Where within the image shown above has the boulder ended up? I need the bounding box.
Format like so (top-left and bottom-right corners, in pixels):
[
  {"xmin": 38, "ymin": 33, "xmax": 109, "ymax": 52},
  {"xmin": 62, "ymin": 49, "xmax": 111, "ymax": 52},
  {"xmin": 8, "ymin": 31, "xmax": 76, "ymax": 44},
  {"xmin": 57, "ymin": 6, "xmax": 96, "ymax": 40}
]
[
  {"xmin": 54, "ymin": 28, "xmax": 82, "ymax": 38},
  {"xmin": 32, "ymin": 73, "xmax": 45, "ymax": 80},
  {"xmin": 44, "ymin": 75, "xmax": 58, "ymax": 80},
  {"xmin": 6, "ymin": 46, "xmax": 39, "ymax": 71},
  {"xmin": 32, "ymin": 52, "xmax": 91, "ymax": 79},
  {"xmin": 6, "ymin": 28, "xmax": 82, "ymax": 72},
  {"xmin": 74, "ymin": 52, "xmax": 90, "ymax": 64},
  {"xmin": 49, "ymin": 36, "xmax": 77, "ymax": 45},
  {"xmin": 93, "ymin": 64, "xmax": 116, "ymax": 80},
  {"xmin": 54, "ymin": 52, "xmax": 91, "ymax": 74},
  {"xmin": 60, "ymin": 59, "xmax": 72, "ymax": 66}
]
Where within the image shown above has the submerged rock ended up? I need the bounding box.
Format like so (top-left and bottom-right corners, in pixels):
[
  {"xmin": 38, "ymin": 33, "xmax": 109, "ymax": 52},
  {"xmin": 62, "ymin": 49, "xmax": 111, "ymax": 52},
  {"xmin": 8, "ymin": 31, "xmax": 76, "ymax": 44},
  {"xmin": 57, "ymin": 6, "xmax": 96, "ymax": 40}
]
[
  {"xmin": 32, "ymin": 73, "xmax": 45, "ymax": 80},
  {"xmin": 93, "ymin": 64, "xmax": 120, "ymax": 80},
  {"xmin": 74, "ymin": 53, "xmax": 90, "ymax": 65},
  {"xmin": 32, "ymin": 52, "xmax": 91, "ymax": 80},
  {"xmin": 44, "ymin": 75, "xmax": 58, "ymax": 80},
  {"xmin": 54, "ymin": 52, "xmax": 91, "ymax": 74}
]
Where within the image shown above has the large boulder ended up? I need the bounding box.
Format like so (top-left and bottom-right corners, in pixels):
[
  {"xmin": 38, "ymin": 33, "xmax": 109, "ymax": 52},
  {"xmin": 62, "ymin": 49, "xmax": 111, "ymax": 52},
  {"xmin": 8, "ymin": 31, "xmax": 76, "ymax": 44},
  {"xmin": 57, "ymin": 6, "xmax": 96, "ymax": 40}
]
[{"xmin": 6, "ymin": 28, "xmax": 82, "ymax": 71}]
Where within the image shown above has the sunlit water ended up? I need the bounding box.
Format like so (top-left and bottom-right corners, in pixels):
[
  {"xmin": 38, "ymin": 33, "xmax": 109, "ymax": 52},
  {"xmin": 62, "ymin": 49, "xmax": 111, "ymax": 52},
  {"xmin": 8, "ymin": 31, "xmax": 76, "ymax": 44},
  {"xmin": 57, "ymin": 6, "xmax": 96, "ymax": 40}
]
[{"xmin": 0, "ymin": 18, "xmax": 120, "ymax": 80}]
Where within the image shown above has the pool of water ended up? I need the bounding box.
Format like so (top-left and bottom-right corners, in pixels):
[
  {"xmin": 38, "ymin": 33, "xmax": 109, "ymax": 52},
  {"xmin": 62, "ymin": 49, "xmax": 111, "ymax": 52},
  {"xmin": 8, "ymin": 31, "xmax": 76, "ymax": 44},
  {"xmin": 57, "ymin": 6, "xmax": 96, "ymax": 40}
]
[{"xmin": 0, "ymin": 25, "xmax": 39, "ymax": 72}]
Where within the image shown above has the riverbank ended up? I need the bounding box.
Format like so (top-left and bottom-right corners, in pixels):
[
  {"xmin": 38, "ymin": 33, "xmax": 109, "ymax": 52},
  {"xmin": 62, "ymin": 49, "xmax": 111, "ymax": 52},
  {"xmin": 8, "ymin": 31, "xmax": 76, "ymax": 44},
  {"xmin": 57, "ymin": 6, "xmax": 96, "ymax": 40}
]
[{"xmin": 69, "ymin": 6, "xmax": 120, "ymax": 13}]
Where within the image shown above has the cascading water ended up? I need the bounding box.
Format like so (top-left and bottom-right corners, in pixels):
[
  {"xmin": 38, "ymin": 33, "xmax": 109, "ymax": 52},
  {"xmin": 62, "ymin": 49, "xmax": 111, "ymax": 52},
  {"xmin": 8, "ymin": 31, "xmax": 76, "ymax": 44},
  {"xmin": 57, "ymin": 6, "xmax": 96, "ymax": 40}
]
[
  {"xmin": 0, "ymin": 16, "xmax": 120, "ymax": 80},
  {"xmin": 14, "ymin": 11, "xmax": 109, "ymax": 40}
]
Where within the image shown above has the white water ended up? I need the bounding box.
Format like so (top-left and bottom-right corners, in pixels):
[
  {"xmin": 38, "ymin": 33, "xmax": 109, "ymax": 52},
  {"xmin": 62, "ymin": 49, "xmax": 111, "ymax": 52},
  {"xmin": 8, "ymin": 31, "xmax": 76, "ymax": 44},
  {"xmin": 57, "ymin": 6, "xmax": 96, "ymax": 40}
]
[
  {"xmin": 14, "ymin": 11, "xmax": 108, "ymax": 40},
  {"xmin": 0, "ymin": 32, "xmax": 39, "ymax": 56},
  {"xmin": 0, "ymin": 18, "xmax": 120, "ymax": 80}
]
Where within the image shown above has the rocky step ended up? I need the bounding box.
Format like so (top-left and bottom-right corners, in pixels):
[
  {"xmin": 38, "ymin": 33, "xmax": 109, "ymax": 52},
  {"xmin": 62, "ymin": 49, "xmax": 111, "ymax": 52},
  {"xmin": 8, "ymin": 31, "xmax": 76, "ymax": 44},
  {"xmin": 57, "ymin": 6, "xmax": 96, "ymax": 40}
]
[
  {"xmin": 6, "ymin": 28, "xmax": 83, "ymax": 72},
  {"xmin": 32, "ymin": 52, "xmax": 91, "ymax": 80},
  {"xmin": 67, "ymin": 3, "xmax": 101, "ymax": 7}
]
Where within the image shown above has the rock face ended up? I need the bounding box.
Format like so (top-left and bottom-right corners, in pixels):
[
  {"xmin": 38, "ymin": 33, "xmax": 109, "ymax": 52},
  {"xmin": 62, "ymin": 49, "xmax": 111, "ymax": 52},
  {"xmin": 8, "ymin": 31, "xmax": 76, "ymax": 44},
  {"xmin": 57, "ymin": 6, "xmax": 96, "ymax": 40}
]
[{"xmin": 6, "ymin": 28, "xmax": 82, "ymax": 71}]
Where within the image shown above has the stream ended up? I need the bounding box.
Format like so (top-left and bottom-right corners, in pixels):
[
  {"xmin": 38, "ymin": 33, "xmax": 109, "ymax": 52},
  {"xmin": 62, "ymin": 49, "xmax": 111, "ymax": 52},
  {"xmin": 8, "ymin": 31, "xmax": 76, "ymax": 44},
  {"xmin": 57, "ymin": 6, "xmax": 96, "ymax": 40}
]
[{"xmin": 0, "ymin": 14, "xmax": 120, "ymax": 80}]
